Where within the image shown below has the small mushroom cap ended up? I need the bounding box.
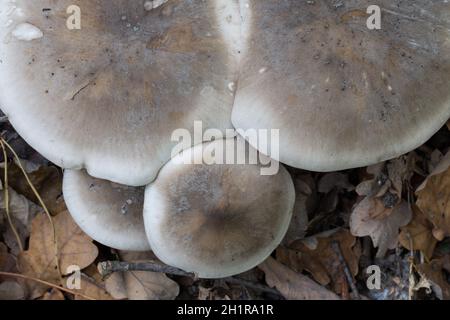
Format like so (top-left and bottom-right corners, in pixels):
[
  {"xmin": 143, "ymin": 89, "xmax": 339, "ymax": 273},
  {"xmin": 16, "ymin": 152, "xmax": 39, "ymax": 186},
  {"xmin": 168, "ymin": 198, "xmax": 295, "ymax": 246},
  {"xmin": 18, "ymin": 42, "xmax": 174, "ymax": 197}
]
[
  {"xmin": 63, "ymin": 169, "xmax": 149, "ymax": 251},
  {"xmin": 0, "ymin": 0, "xmax": 240, "ymax": 186},
  {"xmin": 232, "ymin": 0, "xmax": 450, "ymax": 172},
  {"xmin": 143, "ymin": 138, "xmax": 295, "ymax": 278}
]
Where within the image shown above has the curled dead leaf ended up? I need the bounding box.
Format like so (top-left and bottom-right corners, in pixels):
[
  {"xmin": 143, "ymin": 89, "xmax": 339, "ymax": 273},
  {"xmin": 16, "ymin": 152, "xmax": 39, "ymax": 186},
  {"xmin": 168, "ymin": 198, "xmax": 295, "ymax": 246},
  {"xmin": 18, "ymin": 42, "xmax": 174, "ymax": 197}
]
[
  {"xmin": 105, "ymin": 270, "xmax": 179, "ymax": 300},
  {"xmin": 103, "ymin": 251, "xmax": 180, "ymax": 300},
  {"xmin": 416, "ymin": 257, "xmax": 450, "ymax": 300},
  {"xmin": 350, "ymin": 200, "xmax": 412, "ymax": 258},
  {"xmin": 259, "ymin": 257, "xmax": 339, "ymax": 300},
  {"xmin": 70, "ymin": 274, "xmax": 113, "ymax": 300},
  {"xmin": 284, "ymin": 175, "xmax": 314, "ymax": 244},
  {"xmin": 6, "ymin": 163, "xmax": 65, "ymax": 215},
  {"xmin": 0, "ymin": 187, "xmax": 41, "ymax": 254},
  {"xmin": 277, "ymin": 228, "xmax": 360, "ymax": 294},
  {"xmin": 17, "ymin": 211, "xmax": 98, "ymax": 299},
  {"xmin": 399, "ymin": 206, "xmax": 437, "ymax": 259},
  {"xmin": 0, "ymin": 281, "xmax": 25, "ymax": 300},
  {"xmin": 416, "ymin": 152, "xmax": 450, "ymax": 237},
  {"xmin": 39, "ymin": 288, "xmax": 65, "ymax": 300}
]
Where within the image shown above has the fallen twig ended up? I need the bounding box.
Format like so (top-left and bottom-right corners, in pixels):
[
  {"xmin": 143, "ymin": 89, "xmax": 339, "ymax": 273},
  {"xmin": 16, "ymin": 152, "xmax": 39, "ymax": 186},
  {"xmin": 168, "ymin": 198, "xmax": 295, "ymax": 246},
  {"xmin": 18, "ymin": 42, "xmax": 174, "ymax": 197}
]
[
  {"xmin": 98, "ymin": 260, "xmax": 196, "ymax": 278},
  {"xmin": 331, "ymin": 241, "xmax": 361, "ymax": 300},
  {"xmin": 98, "ymin": 260, "xmax": 283, "ymax": 298}
]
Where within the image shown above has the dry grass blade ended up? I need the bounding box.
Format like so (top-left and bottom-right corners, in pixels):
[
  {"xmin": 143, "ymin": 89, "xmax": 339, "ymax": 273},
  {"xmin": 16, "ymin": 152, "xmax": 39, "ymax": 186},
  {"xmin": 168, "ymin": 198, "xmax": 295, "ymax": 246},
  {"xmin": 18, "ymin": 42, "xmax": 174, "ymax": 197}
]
[
  {"xmin": 0, "ymin": 271, "xmax": 95, "ymax": 300},
  {"xmin": 0, "ymin": 138, "xmax": 61, "ymax": 278},
  {"xmin": 0, "ymin": 139, "xmax": 24, "ymax": 252}
]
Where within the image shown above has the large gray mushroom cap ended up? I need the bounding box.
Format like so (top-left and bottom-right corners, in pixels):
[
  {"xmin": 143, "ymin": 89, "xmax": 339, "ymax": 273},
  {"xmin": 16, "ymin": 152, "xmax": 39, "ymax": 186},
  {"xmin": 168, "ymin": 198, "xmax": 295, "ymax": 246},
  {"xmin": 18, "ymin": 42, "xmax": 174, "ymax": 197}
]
[
  {"xmin": 232, "ymin": 0, "xmax": 450, "ymax": 172},
  {"xmin": 0, "ymin": 0, "xmax": 241, "ymax": 186},
  {"xmin": 143, "ymin": 138, "xmax": 295, "ymax": 278},
  {"xmin": 63, "ymin": 169, "xmax": 149, "ymax": 251}
]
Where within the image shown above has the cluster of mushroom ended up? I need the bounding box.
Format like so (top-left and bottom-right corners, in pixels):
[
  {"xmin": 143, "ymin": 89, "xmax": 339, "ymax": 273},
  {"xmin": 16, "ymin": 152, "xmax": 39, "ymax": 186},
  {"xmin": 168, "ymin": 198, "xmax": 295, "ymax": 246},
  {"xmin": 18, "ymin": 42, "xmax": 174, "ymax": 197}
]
[{"xmin": 1, "ymin": 0, "xmax": 449, "ymax": 278}]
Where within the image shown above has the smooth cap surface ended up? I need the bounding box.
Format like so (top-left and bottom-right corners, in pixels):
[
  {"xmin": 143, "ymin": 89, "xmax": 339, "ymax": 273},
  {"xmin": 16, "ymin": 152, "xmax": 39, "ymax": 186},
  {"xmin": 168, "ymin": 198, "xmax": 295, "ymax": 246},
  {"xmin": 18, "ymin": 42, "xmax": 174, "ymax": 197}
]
[
  {"xmin": 232, "ymin": 0, "xmax": 450, "ymax": 171},
  {"xmin": 63, "ymin": 169, "xmax": 149, "ymax": 251},
  {"xmin": 143, "ymin": 138, "xmax": 295, "ymax": 278},
  {"xmin": 0, "ymin": 0, "xmax": 241, "ymax": 186}
]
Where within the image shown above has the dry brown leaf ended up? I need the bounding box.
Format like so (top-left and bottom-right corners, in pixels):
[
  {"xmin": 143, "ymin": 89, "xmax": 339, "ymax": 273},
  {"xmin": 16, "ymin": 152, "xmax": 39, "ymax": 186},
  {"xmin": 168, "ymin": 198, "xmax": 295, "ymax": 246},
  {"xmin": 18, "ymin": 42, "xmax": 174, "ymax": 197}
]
[
  {"xmin": 399, "ymin": 206, "xmax": 437, "ymax": 259},
  {"xmin": 0, "ymin": 242, "xmax": 20, "ymax": 298},
  {"xmin": 0, "ymin": 187, "xmax": 41, "ymax": 227},
  {"xmin": 17, "ymin": 211, "xmax": 98, "ymax": 298},
  {"xmin": 277, "ymin": 229, "xmax": 360, "ymax": 294},
  {"xmin": 416, "ymin": 258, "xmax": 450, "ymax": 300},
  {"xmin": 318, "ymin": 173, "xmax": 354, "ymax": 193},
  {"xmin": 416, "ymin": 153, "xmax": 450, "ymax": 237},
  {"xmin": 350, "ymin": 200, "xmax": 412, "ymax": 258},
  {"xmin": 350, "ymin": 158, "xmax": 413, "ymax": 259},
  {"xmin": 428, "ymin": 150, "xmax": 445, "ymax": 173},
  {"xmin": 386, "ymin": 156, "xmax": 414, "ymax": 197},
  {"xmin": 0, "ymin": 242, "xmax": 16, "ymax": 274},
  {"xmin": 198, "ymin": 286, "xmax": 215, "ymax": 300},
  {"xmin": 103, "ymin": 250, "xmax": 180, "ymax": 300},
  {"xmin": 105, "ymin": 270, "xmax": 179, "ymax": 300},
  {"xmin": 259, "ymin": 257, "xmax": 339, "ymax": 300},
  {"xmin": 7, "ymin": 163, "xmax": 66, "ymax": 215},
  {"xmin": 40, "ymin": 288, "xmax": 65, "ymax": 300},
  {"xmin": 284, "ymin": 175, "xmax": 314, "ymax": 244},
  {"xmin": 71, "ymin": 274, "xmax": 113, "ymax": 300},
  {"xmin": 0, "ymin": 188, "xmax": 41, "ymax": 254},
  {"xmin": 0, "ymin": 281, "xmax": 26, "ymax": 300}
]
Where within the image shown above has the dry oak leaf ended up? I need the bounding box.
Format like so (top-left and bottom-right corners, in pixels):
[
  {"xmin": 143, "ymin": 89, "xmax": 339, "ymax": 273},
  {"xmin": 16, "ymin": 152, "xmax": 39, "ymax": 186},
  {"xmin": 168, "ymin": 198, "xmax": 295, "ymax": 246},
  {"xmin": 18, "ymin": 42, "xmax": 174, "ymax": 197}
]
[
  {"xmin": 0, "ymin": 281, "xmax": 26, "ymax": 300},
  {"xmin": 350, "ymin": 199, "xmax": 412, "ymax": 258},
  {"xmin": 277, "ymin": 228, "xmax": 360, "ymax": 294},
  {"xmin": 416, "ymin": 152, "xmax": 450, "ymax": 238},
  {"xmin": 399, "ymin": 206, "xmax": 437, "ymax": 259},
  {"xmin": 104, "ymin": 251, "xmax": 180, "ymax": 300},
  {"xmin": 0, "ymin": 187, "xmax": 42, "ymax": 254},
  {"xmin": 259, "ymin": 257, "xmax": 339, "ymax": 300},
  {"xmin": 39, "ymin": 288, "xmax": 65, "ymax": 300},
  {"xmin": 7, "ymin": 162, "xmax": 66, "ymax": 215},
  {"xmin": 0, "ymin": 242, "xmax": 16, "ymax": 275},
  {"xmin": 64, "ymin": 273, "xmax": 113, "ymax": 300},
  {"xmin": 0, "ymin": 187, "xmax": 41, "ymax": 228},
  {"xmin": 284, "ymin": 175, "xmax": 314, "ymax": 244},
  {"xmin": 17, "ymin": 211, "xmax": 98, "ymax": 299},
  {"xmin": 105, "ymin": 270, "xmax": 179, "ymax": 300},
  {"xmin": 416, "ymin": 257, "xmax": 450, "ymax": 300},
  {"xmin": 69, "ymin": 274, "xmax": 113, "ymax": 300}
]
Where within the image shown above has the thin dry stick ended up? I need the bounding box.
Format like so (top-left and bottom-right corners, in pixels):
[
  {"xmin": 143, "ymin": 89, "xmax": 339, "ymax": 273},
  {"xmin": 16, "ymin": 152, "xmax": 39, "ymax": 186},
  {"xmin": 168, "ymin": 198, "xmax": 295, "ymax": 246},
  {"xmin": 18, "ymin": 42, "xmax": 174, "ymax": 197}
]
[
  {"xmin": 406, "ymin": 232, "xmax": 416, "ymax": 300},
  {"xmin": 0, "ymin": 138, "xmax": 61, "ymax": 279},
  {"xmin": 331, "ymin": 241, "xmax": 361, "ymax": 300},
  {"xmin": 0, "ymin": 271, "xmax": 96, "ymax": 300},
  {"xmin": 0, "ymin": 140, "xmax": 24, "ymax": 252},
  {"xmin": 406, "ymin": 185, "xmax": 416, "ymax": 301},
  {"xmin": 98, "ymin": 260, "xmax": 283, "ymax": 297},
  {"xmin": 98, "ymin": 260, "xmax": 196, "ymax": 278}
]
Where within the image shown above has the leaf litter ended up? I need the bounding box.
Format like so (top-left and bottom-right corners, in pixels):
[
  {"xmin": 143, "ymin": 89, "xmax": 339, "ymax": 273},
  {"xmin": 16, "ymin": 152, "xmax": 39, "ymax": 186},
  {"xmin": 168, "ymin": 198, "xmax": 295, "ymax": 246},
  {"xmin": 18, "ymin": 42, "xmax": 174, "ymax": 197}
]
[{"xmin": 0, "ymin": 121, "xmax": 449, "ymax": 300}]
